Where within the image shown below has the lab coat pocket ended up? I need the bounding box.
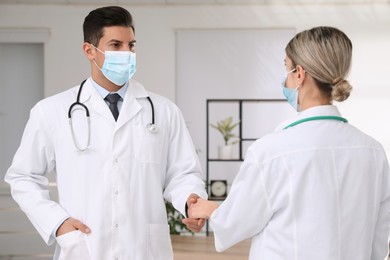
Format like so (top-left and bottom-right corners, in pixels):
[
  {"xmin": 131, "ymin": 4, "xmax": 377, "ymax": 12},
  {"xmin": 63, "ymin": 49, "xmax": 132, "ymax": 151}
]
[
  {"xmin": 133, "ymin": 125, "xmax": 163, "ymax": 164},
  {"xmin": 147, "ymin": 224, "xmax": 173, "ymax": 260},
  {"xmin": 56, "ymin": 230, "xmax": 92, "ymax": 260}
]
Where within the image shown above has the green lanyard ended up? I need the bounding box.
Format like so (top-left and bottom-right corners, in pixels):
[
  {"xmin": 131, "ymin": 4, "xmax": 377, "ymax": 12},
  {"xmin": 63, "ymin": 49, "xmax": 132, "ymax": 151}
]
[{"xmin": 283, "ymin": 116, "xmax": 348, "ymax": 130}]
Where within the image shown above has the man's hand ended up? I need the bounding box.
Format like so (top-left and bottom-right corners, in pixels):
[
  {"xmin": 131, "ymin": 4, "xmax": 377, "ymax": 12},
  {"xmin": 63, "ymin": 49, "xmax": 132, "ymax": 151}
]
[
  {"xmin": 182, "ymin": 217, "xmax": 205, "ymax": 233},
  {"xmin": 56, "ymin": 217, "xmax": 91, "ymax": 237},
  {"xmin": 181, "ymin": 194, "xmax": 205, "ymax": 233}
]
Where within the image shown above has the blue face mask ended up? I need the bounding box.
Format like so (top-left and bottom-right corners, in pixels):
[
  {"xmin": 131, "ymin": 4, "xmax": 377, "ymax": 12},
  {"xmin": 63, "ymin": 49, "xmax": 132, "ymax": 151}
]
[
  {"xmin": 93, "ymin": 46, "xmax": 136, "ymax": 86},
  {"xmin": 282, "ymin": 68, "xmax": 300, "ymax": 111}
]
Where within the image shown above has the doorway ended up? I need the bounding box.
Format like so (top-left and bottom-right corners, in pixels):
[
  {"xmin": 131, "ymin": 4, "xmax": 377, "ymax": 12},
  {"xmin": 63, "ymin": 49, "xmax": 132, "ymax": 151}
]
[{"xmin": 0, "ymin": 43, "xmax": 44, "ymax": 180}]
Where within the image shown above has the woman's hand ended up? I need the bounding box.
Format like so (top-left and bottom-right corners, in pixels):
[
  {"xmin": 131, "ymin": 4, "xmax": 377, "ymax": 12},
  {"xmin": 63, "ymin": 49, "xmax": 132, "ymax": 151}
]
[{"xmin": 188, "ymin": 198, "xmax": 219, "ymax": 219}]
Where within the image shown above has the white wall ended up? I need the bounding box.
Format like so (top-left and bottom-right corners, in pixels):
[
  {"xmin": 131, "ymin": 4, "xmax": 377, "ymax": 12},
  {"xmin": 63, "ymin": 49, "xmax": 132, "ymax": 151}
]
[{"xmin": 0, "ymin": 3, "xmax": 389, "ymax": 156}]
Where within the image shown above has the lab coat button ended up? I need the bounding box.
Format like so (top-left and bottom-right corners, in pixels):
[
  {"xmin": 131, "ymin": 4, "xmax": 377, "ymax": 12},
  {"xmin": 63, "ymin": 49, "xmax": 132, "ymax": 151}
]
[
  {"xmin": 114, "ymin": 223, "xmax": 118, "ymax": 228},
  {"xmin": 115, "ymin": 190, "xmax": 119, "ymax": 195},
  {"xmin": 113, "ymin": 158, "xmax": 118, "ymax": 163}
]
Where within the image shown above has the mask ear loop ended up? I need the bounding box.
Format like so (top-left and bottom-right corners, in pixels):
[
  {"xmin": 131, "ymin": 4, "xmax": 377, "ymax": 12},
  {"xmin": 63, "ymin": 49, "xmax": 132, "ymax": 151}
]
[
  {"xmin": 90, "ymin": 44, "xmax": 105, "ymax": 54},
  {"xmin": 89, "ymin": 43, "xmax": 102, "ymax": 64},
  {"xmin": 92, "ymin": 58, "xmax": 103, "ymax": 72},
  {"xmin": 89, "ymin": 44, "xmax": 105, "ymax": 73}
]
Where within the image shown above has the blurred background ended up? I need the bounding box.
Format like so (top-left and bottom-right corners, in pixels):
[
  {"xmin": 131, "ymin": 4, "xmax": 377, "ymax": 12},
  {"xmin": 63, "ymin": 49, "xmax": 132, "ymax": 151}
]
[{"xmin": 1, "ymin": 1, "xmax": 389, "ymax": 259}]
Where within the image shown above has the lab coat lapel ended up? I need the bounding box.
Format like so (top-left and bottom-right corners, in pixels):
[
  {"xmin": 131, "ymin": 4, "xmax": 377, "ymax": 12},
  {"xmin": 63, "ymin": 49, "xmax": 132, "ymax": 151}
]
[
  {"xmin": 115, "ymin": 80, "xmax": 147, "ymax": 130},
  {"xmin": 79, "ymin": 78, "xmax": 114, "ymax": 122}
]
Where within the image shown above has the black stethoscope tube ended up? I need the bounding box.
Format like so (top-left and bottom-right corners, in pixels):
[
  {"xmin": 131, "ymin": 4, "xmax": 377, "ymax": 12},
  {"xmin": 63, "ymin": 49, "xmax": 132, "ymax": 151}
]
[
  {"xmin": 68, "ymin": 79, "xmax": 89, "ymax": 119},
  {"xmin": 146, "ymin": 96, "xmax": 155, "ymax": 125}
]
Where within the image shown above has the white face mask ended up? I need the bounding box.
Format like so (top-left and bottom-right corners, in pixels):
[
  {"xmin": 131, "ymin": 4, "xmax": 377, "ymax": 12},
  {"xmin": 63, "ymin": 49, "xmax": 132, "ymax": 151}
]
[{"xmin": 93, "ymin": 45, "xmax": 136, "ymax": 86}]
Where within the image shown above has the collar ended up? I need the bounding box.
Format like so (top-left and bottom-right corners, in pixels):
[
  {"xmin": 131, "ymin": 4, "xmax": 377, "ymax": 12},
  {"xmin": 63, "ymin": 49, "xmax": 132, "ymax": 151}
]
[
  {"xmin": 79, "ymin": 77, "xmax": 149, "ymax": 104},
  {"xmin": 127, "ymin": 79, "xmax": 149, "ymax": 99},
  {"xmin": 275, "ymin": 105, "xmax": 343, "ymax": 131},
  {"xmin": 91, "ymin": 78, "xmax": 128, "ymax": 100}
]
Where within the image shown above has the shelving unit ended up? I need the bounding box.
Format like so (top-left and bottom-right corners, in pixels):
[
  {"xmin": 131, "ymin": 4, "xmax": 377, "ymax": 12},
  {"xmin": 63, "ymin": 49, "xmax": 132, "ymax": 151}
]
[{"xmin": 205, "ymin": 98, "xmax": 286, "ymax": 235}]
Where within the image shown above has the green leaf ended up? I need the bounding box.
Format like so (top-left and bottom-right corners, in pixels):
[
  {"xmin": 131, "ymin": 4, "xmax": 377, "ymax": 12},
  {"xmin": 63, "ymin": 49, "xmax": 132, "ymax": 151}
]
[{"xmin": 210, "ymin": 116, "xmax": 240, "ymax": 145}]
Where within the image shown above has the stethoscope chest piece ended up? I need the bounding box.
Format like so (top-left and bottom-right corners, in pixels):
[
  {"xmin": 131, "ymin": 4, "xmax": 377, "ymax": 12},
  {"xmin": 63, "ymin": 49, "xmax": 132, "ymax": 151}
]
[{"xmin": 147, "ymin": 123, "xmax": 159, "ymax": 133}]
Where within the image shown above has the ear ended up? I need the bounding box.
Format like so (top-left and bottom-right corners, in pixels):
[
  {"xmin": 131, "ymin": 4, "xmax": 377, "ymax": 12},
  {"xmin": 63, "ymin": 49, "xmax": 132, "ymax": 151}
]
[
  {"xmin": 295, "ymin": 65, "xmax": 307, "ymax": 86},
  {"xmin": 83, "ymin": 42, "xmax": 95, "ymax": 61}
]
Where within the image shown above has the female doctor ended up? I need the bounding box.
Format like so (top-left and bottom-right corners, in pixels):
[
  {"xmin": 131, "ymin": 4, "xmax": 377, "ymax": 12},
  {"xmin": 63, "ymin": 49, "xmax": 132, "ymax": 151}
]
[
  {"xmin": 189, "ymin": 26, "xmax": 390, "ymax": 259},
  {"xmin": 5, "ymin": 6, "xmax": 207, "ymax": 260}
]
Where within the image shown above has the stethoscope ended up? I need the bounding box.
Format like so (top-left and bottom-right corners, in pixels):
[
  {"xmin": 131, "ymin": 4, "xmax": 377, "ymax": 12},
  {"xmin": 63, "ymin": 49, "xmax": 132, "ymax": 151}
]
[
  {"xmin": 68, "ymin": 79, "xmax": 159, "ymax": 152},
  {"xmin": 283, "ymin": 115, "xmax": 348, "ymax": 130}
]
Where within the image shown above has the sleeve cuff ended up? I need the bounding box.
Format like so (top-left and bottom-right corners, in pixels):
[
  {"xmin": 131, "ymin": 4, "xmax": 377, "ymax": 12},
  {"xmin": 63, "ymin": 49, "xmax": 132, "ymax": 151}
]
[
  {"xmin": 185, "ymin": 202, "xmax": 189, "ymax": 218},
  {"xmin": 51, "ymin": 216, "xmax": 70, "ymax": 238}
]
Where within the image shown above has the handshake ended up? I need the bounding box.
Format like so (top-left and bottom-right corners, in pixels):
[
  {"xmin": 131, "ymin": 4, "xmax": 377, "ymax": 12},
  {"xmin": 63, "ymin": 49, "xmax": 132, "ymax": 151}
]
[{"xmin": 182, "ymin": 194, "xmax": 219, "ymax": 233}]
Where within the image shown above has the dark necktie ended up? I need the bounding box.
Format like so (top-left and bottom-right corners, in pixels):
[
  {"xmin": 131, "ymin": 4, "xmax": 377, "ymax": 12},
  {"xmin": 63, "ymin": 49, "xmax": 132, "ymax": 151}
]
[{"xmin": 105, "ymin": 93, "xmax": 121, "ymax": 121}]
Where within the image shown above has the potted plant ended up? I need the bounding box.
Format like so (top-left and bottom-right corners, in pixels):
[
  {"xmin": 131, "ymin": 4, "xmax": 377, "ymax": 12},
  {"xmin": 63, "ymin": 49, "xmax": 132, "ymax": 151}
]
[{"xmin": 210, "ymin": 116, "xmax": 240, "ymax": 159}]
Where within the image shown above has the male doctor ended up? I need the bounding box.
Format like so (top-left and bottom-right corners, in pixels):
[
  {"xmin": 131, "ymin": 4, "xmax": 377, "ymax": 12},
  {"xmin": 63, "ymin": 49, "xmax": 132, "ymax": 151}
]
[{"xmin": 5, "ymin": 6, "xmax": 207, "ymax": 260}]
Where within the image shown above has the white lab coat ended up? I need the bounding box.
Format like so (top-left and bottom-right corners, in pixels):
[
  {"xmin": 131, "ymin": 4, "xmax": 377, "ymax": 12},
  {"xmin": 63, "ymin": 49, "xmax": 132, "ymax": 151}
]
[
  {"xmin": 210, "ymin": 105, "xmax": 390, "ymax": 260},
  {"xmin": 5, "ymin": 78, "xmax": 207, "ymax": 260}
]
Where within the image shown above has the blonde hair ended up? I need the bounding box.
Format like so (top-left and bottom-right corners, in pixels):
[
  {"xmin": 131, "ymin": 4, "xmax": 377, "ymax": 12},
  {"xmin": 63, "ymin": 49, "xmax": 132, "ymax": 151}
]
[{"xmin": 285, "ymin": 26, "xmax": 353, "ymax": 102}]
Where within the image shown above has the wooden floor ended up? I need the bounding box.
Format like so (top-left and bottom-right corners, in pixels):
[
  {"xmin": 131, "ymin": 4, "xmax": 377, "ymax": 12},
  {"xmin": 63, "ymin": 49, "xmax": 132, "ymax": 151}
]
[
  {"xmin": 172, "ymin": 235, "xmax": 250, "ymax": 260},
  {"xmin": 172, "ymin": 235, "xmax": 390, "ymax": 260}
]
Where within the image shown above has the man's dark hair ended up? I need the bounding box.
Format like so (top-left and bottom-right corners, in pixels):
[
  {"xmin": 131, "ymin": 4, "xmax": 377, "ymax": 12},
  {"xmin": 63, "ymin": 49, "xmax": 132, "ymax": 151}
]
[{"xmin": 83, "ymin": 6, "xmax": 134, "ymax": 46}]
